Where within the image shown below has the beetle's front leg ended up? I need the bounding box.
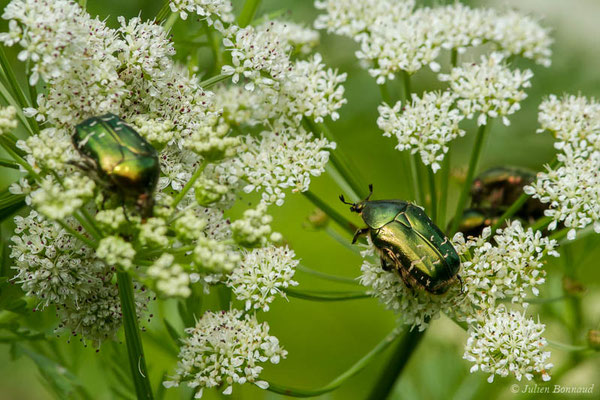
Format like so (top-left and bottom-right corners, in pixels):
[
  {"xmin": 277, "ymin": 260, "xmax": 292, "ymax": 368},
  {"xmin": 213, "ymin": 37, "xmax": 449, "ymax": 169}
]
[{"xmin": 352, "ymin": 228, "xmax": 370, "ymax": 244}]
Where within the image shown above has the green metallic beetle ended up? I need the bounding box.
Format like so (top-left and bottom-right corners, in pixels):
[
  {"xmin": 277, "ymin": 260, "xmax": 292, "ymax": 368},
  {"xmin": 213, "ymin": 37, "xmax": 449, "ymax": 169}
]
[
  {"xmin": 471, "ymin": 166, "xmax": 545, "ymax": 222},
  {"xmin": 72, "ymin": 113, "xmax": 160, "ymax": 218},
  {"xmin": 340, "ymin": 185, "xmax": 461, "ymax": 295},
  {"xmin": 455, "ymin": 208, "xmax": 498, "ymax": 237}
]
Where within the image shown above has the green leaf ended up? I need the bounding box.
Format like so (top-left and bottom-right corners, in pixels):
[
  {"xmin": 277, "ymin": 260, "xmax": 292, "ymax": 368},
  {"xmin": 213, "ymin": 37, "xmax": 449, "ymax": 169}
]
[{"xmin": 13, "ymin": 343, "xmax": 84, "ymax": 399}]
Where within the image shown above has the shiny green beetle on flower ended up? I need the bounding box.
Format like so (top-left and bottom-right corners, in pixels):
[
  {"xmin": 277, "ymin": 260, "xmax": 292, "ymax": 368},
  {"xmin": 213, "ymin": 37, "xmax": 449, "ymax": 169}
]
[
  {"xmin": 341, "ymin": 185, "xmax": 461, "ymax": 295},
  {"xmin": 72, "ymin": 113, "xmax": 160, "ymax": 218}
]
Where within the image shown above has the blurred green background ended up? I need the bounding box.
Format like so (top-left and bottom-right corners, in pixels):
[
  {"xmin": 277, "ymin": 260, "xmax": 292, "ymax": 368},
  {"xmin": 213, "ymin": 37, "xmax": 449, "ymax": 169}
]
[{"xmin": 0, "ymin": 0, "xmax": 599, "ymax": 399}]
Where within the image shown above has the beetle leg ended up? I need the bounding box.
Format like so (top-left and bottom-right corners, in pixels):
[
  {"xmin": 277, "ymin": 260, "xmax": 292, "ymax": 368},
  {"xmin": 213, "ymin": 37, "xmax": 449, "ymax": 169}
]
[
  {"xmin": 351, "ymin": 228, "xmax": 370, "ymax": 244},
  {"xmin": 380, "ymin": 256, "xmax": 394, "ymax": 272},
  {"xmin": 457, "ymin": 274, "xmax": 464, "ymax": 295}
]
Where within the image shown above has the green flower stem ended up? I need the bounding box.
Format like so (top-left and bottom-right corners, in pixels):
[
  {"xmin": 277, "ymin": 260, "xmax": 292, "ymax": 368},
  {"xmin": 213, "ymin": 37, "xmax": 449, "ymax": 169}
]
[
  {"xmin": 409, "ymin": 154, "xmax": 422, "ymax": 205},
  {"xmin": 266, "ymin": 327, "xmax": 402, "ymax": 397},
  {"xmin": 402, "ymin": 70, "xmax": 411, "ymax": 101},
  {"xmin": 285, "ymin": 288, "xmax": 369, "ymax": 302},
  {"xmin": 325, "ymin": 163, "xmax": 360, "ymax": 204},
  {"xmin": 0, "ymin": 78, "xmax": 35, "ymax": 136},
  {"xmin": 0, "ymin": 158, "xmax": 19, "ymax": 169},
  {"xmin": 198, "ymin": 73, "xmax": 230, "ymax": 88},
  {"xmin": 205, "ymin": 23, "xmax": 224, "ymax": 74},
  {"xmin": 366, "ymin": 328, "xmax": 427, "ymax": 400},
  {"xmin": 156, "ymin": 2, "xmax": 171, "ymax": 23},
  {"xmin": 0, "ymin": 49, "xmax": 39, "ymax": 135},
  {"xmin": 0, "ymin": 136, "xmax": 40, "ymax": 180},
  {"xmin": 117, "ymin": 271, "xmax": 154, "ymax": 400},
  {"xmin": 489, "ymin": 192, "xmax": 529, "ymax": 234},
  {"xmin": 449, "ymin": 123, "xmax": 490, "ymax": 235},
  {"xmin": 530, "ymin": 216, "xmax": 552, "ymax": 231},
  {"xmin": 379, "ymin": 83, "xmax": 392, "ymax": 104},
  {"xmin": 302, "ymin": 190, "xmax": 357, "ymax": 236},
  {"xmin": 56, "ymin": 220, "xmax": 97, "ymax": 249},
  {"xmin": 325, "ymin": 225, "xmax": 361, "ymax": 255},
  {"xmin": 490, "ymin": 158, "xmax": 559, "ymax": 235},
  {"xmin": 304, "ymin": 117, "xmax": 366, "ymax": 201},
  {"xmin": 237, "ymin": 0, "xmax": 262, "ymax": 27},
  {"xmin": 427, "ymin": 167, "xmax": 437, "ymax": 223},
  {"xmin": 296, "ymin": 264, "xmax": 360, "ymax": 286},
  {"xmin": 438, "ymin": 150, "xmax": 451, "ymax": 227},
  {"xmin": 549, "ymin": 228, "xmax": 570, "ymax": 242},
  {"xmin": 163, "ymin": 12, "xmax": 178, "ymax": 31},
  {"xmin": 78, "ymin": 208, "xmax": 103, "ymax": 239},
  {"xmin": 172, "ymin": 160, "xmax": 208, "ymax": 209},
  {"xmin": 547, "ymin": 339, "xmax": 589, "ymax": 352},
  {"xmin": 450, "ymin": 49, "xmax": 458, "ymax": 68}
]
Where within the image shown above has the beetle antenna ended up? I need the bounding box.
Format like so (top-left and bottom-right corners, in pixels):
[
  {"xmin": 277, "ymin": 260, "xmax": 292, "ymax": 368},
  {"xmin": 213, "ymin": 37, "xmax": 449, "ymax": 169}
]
[
  {"xmin": 339, "ymin": 194, "xmax": 354, "ymax": 205},
  {"xmin": 365, "ymin": 184, "xmax": 374, "ymax": 201}
]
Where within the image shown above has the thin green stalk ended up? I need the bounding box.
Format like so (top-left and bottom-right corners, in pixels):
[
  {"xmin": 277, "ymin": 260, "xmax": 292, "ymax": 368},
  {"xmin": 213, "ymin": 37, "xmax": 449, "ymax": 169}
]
[
  {"xmin": 450, "ymin": 49, "xmax": 458, "ymax": 68},
  {"xmin": 438, "ymin": 150, "xmax": 451, "ymax": 227},
  {"xmin": 547, "ymin": 339, "xmax": 589, "ymax": 352},
  {"xmin": 402, "ymin": 70, "xmax": 411, "ymax": 101},
  {"xmin": 286, "ymin": 288, "xmax": 369, "ymax": 302},
  {"xmin": 325, "ymin": 225, "xmax": 361, "ymax": 255},
  {"xmin": 198, "ymin": 73, "xmax": 230, "ymax": 88},
  {"xmin": 302, "ymin": 190, "xmax": 356, "ymax": 236},
  {"xmin": 237, "ymin": 0, "xmax": 262, "ymax": 28},
  {"xmin": 325, "ymin": 163, "xmax": 360, "ymax": 203},
  {"xmin": 530, "ymin": 216, "xmax": 552, "ymax": 231},
  {"xmin": 0, "ymin": 158, "xmax": 19, "ymax": 169},
  {"xmin": 489, "ymin": 192, "xmax": 529, "ymax": 234},
  {"xmin": 266, "ymin": 328, "xmax": 402, "ymax": 397},
  {"xmin": 0, "ymin": 48, "xmax": 38, "ymax": 134},
  {"xmin": 449, "ymin": 123, "xmax": 490, "ymax": 235},
  {"xmin": 24, "ymin": 63, "xmax": 39, "ymax": 133},
  {"xmin": 163, "ymin": 12, "xmax": 178, "ymax": 31},
  {"xmin": 205, "ymin": 23, "xmax": 224, "ymax": 73},
  {"xmin": 78, "ymin": 208, "xmax": 103, "ymax": 239},
  {"xmin": 156, "ymin": 2, "xmax": 171, "ymax": 22},
  {"xmin": 366, "ymin": 328, "xmax": 427, "ymax": 400},
  {"xmin": 172, "ymin": 160, "xmax": 208, "ymax": 209},
  {"xmin": 379, "ymin": 83, "xmax": 392, "ymax": 104},
  {"xmin": 296, "ymin": 264, "xmax": 359, "ymax": 285},
  {"xmin": 0, "ymin": 78, "xmax": 35, "ymax": 136},
  {"xmin": 0, "ymin": 136, "xmax": 40, "ymax": 179},
  {"xmin": 304, "ymin": 117, "xmax": 367, "ymax": 201},
  {"xmin": 550, "ymin": 228, "xmax": 570, "ymax": 242},
  {"xmin": 117, "ymin": 272, "xmax": 153, "ymax": 400},
  {"xmin": 427, "ymin": 168, "xmax": 437, "ymax": 223},
  {"xmin": 409, "ymin": 154, "xmax": 422, "ymax": 205}
]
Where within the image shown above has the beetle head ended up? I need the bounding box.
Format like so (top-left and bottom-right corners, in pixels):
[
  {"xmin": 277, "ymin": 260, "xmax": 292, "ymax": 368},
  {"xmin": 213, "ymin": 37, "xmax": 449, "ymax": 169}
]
[
  {"xmin": 136, "ymin": 192, "xmax": 155, "ymax": 220},
  {"xmin": 339, "ymin": 184, "xmax": 373, "ymax": 214}
]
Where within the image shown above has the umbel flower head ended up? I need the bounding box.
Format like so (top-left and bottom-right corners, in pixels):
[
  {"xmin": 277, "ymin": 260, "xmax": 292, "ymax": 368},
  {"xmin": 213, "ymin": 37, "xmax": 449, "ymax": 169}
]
[
  {"xmin": 163, "ymin": 310, "xmax": 286, "ymax": 398},
  {"xmin": 359, "ymin": 221, "xmax": 558, "ymax": 382}
]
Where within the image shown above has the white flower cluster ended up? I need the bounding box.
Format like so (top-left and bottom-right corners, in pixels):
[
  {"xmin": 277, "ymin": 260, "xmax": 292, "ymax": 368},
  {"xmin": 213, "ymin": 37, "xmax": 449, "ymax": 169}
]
[
  {"xmin": 439, "ymin": 53, "xmax": 533, "ymax": 126},
  {"xmin": 169, "ymin": 0, "xmax": 234, "ymax": 24},
  {"xmin": 525, "ymin": 95, "xmax": 600, "ymax": 239},
  {"xmin": 230, "ymin": 203, "xmax": 281, "ymax": 248},
  {"xmin": 453, "ymin": 222, "xmax": 559, "ymax": 314},
  {"xmin": 359, "ymin": 220, "xmax": 557, "ymax": 380},
  {"xmin": 223, "ymin": 128, "xmax": 335, "ymax": 206},
  {"xmin": 464, "ymin": 307, "xmax": 552, "ymax": 383},
  {"xmin": 227, "ymin": 245, "xmax": 299, "ymax": 312},
  {"xmin": 164, "ymin": 310, "xmax": 286, "ymax": 398},
  {"xmin": 0, "ymin": 105, "xmax": 17, "ymax": 134},
  {"xmin": 377, "ymin": 91, "xmax": 464, "ymax": 172},
  {"xmin": 10, "ymin": 211, "xmax": 149, "ymax": 345},
  {"xmin": 96, "ymin": 236, "xmax": 136, "ymax": 271},
  {"xmin": 256, "ymin": 20, "xmax": 320, "ymax": 56},
  {"xmin": 30, "ymin": 175, "xmax": 95, "ymax": 220},
  {"xmin": 315, "ymin": 1, "xmax": 551, "ymax": 82},
  {"xmin": 147, "ymin": 254, "xmax": 191, "ymax": 298}
]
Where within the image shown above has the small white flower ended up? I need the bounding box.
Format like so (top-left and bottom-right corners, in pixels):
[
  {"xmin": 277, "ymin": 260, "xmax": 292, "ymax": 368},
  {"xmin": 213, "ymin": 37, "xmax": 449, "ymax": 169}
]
[
  {"xmin": 231, "ymin": 204, "xmax": 278, "ymax": 248},
  {"xmin": 164, "ymin": 310, "xmax": 287, "ymax": 398},
  {"xmin": 139, "ymin": 218, "xmax": 169, "ymax": 247},
  {"xmin": 256, "ymin": 20, "xmax": 320, "ymax": 56},
  {"xmin": 439, "ymin": 53, "xmax": 533, "ymax": 126},
  {"xmin": 96, "ymin": 236, "xmax": 136, "ymax": 271},
  {"xmin": 169, "ymin": 0, "xmax": 234, "ymax": 25},
  {"xmin": 147, "ymin": 254, "xmax": 191, "ymax": 298},
  {"xmin": 31, "ymin": 175, "xmax": 95, "ymax": 220},
  {"xmin": 193, "ymin": 237, "xmax": 240, "ymax": 272},
  {"xmin": 227, "ymin": 245, "xmax": 299, "ymax": 312},
  {"xmin": 464, "ymin": 306, "xmax": 553, "ymax": 383},
  {"xmin": 377, "ymin": 91, "xmax": 464, "ymax": 172},
  {"xmin": 0, "ymin": 105, "xmax": 17, "ymax": 134}
]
